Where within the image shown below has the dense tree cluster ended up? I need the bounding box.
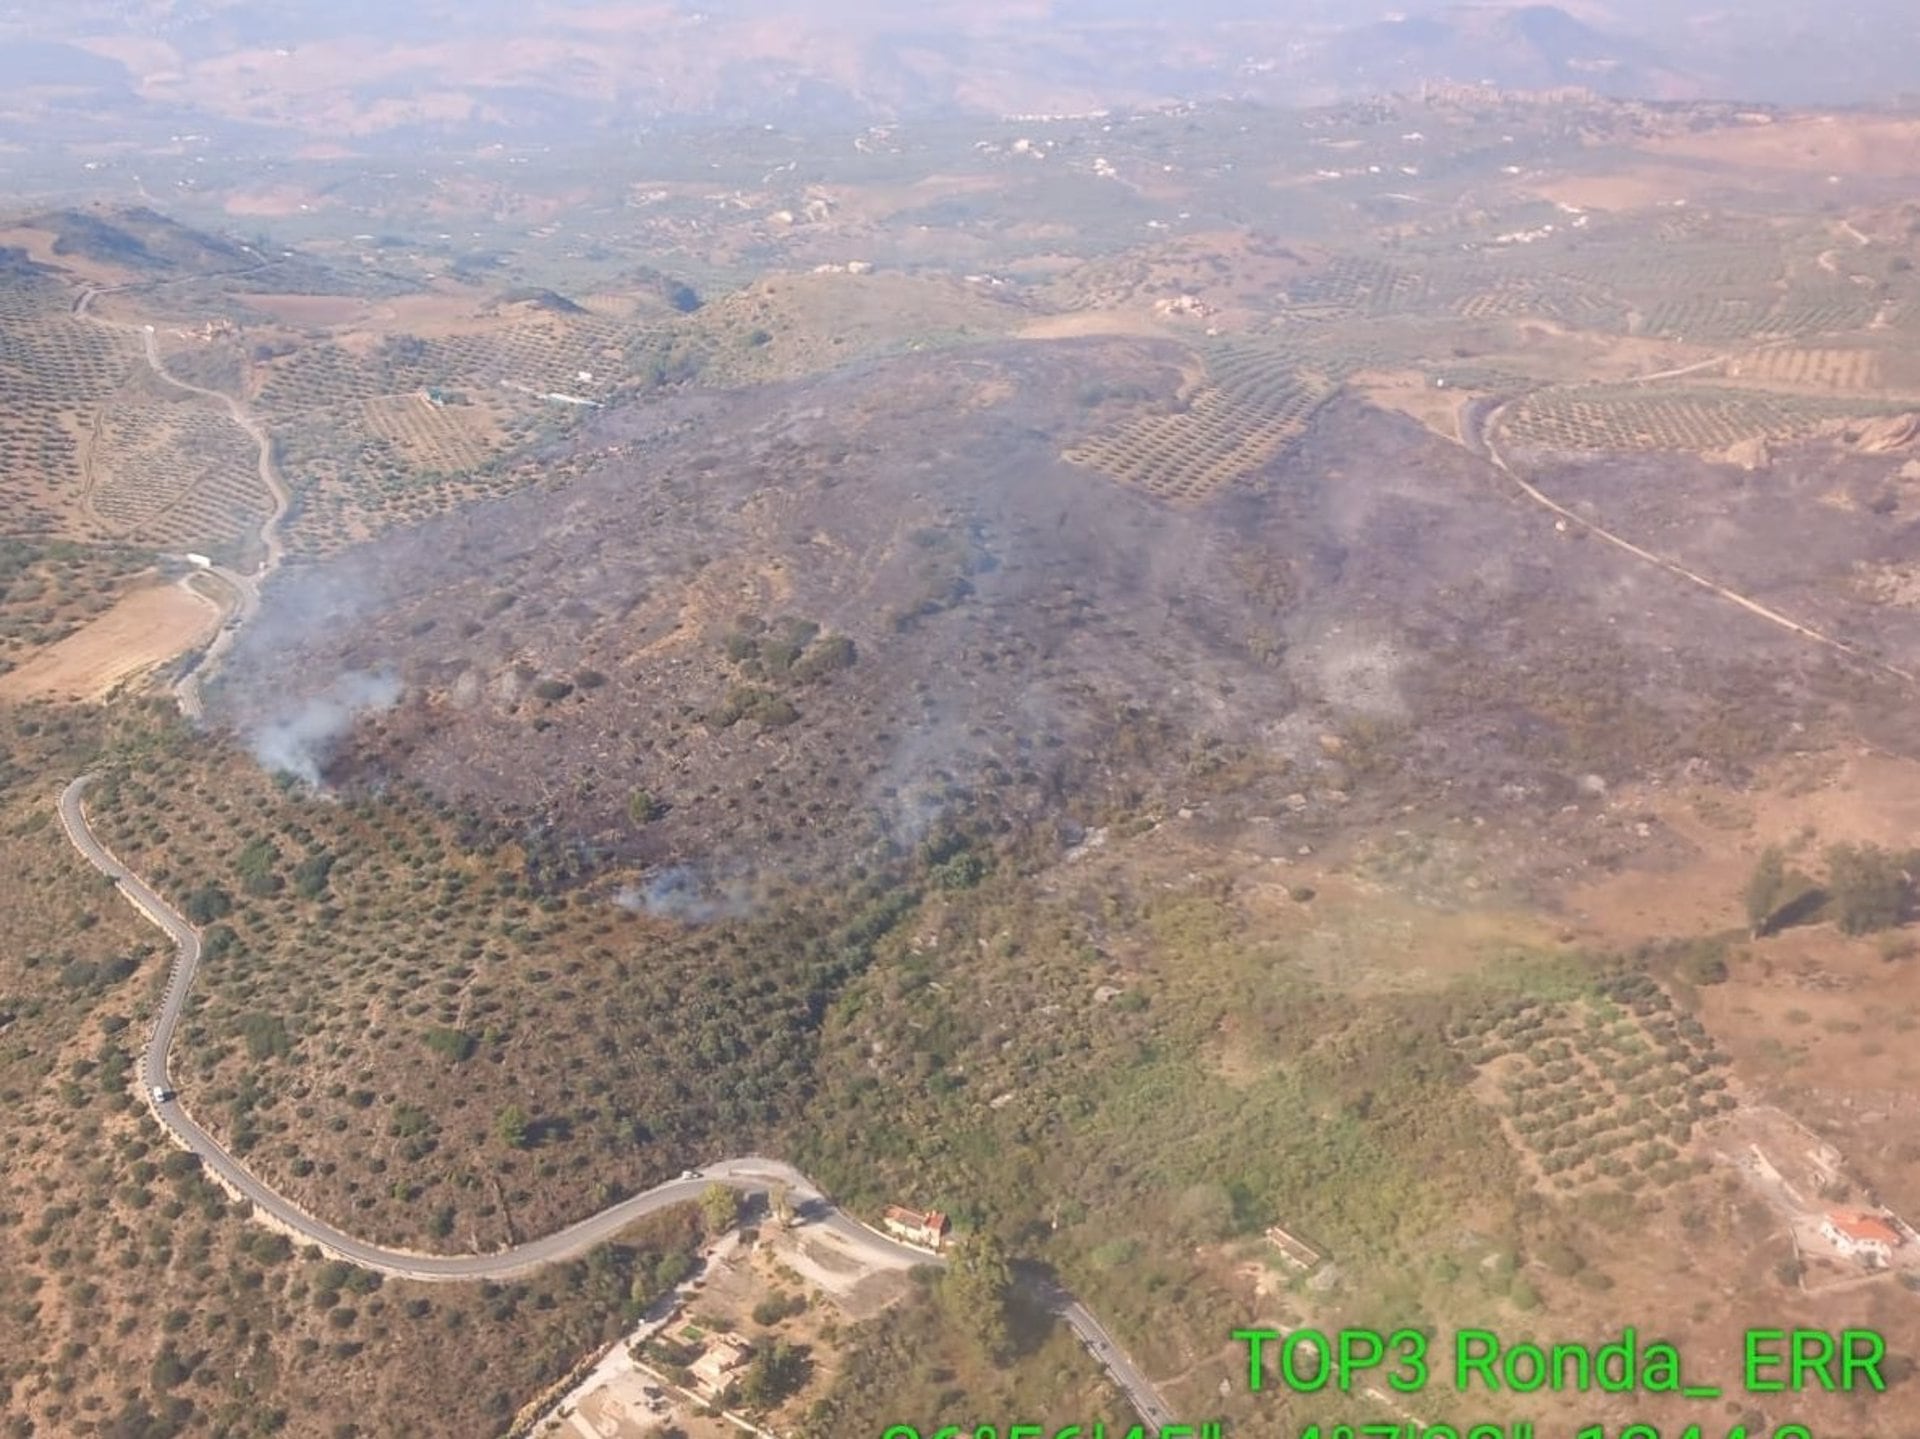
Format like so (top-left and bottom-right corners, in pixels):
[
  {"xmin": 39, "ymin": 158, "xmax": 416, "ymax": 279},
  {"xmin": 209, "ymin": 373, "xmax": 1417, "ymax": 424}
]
[{"xmin": 1743, "ymin": 841, "xmax": 1916, "ymax": 938}]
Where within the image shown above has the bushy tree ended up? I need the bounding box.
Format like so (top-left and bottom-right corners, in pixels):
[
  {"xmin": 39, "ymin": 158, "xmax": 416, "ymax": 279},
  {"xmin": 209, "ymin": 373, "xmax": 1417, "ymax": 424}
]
[
  {"xmin": 940, "ymin": 1232, "xmax": 1013, "ymax": 1364},
  {"xmin": 292, "ymin": 851, "xmax": 336, "ymax": 899},
  {"xmin": 423, "ymin": 1027, "xmax": 477, "ymax": 1063},
  {"xmin": 1826, "ymin": 843, "xmax": 1910, "ymax": 936},
  {"xmin": 738, "ymin": 1339, "xmax": 809, "ymax": 1407},
  {"xmin": 494, "ymin": 1104, "xmax": 530, "ymax": 1149},
  {"xmin": 699, "ymin": 1182, "xmax": 739, "ymax": 1235},
  {"xmin": 236, "ymin": 838, "xmax": 283, "ymax": 897},
  {"xmin": 183, "ymin": 884, "xmax": 232, "ymax": 924}
]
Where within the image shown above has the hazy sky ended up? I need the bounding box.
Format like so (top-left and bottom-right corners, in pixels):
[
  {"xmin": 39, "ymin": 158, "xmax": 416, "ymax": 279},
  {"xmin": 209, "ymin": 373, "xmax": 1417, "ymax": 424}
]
[{"xmin": 2, "ymin": 0, "xmax": 1913, "ymax": 137}]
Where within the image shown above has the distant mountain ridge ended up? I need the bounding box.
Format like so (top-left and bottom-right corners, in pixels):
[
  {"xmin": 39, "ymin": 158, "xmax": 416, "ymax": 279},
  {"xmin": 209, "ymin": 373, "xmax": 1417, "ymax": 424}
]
[
  {"xmin": 1319, "ymin": 5, "xmax": 1690, "ymax": 99},
  {"xmin": 0, "ymin": 0, "xmax": 1913, "ymax": 149}
]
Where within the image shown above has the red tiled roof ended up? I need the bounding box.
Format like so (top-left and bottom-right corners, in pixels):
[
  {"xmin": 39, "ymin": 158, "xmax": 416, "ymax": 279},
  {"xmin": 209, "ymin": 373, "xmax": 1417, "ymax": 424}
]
[
  {"xmin": 1828, "ymin": 1210, "xmax": 1902, "ymax": 1246},
  {"xmin": 884, "ymin": 1205, "xmax": 950, "ymax": 1235}
]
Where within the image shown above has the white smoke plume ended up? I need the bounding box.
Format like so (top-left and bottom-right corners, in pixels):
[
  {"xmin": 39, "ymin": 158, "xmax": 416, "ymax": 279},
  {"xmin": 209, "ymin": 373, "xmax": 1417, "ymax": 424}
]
[
  {"xmin": 249, "ymin": 669, "xmax": 403, "ymax": 785},
  {"xmin": 612, "ymin": 865, "xmax": 754, "ymax": 924}
]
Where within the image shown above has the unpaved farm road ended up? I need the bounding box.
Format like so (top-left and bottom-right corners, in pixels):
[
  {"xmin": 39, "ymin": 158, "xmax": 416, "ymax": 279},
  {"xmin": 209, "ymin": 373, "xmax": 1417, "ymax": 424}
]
[
  {"xmin": 134, "ymin": 323, "xmax": 292, "ymax": 573},
  {"xmin": 73, "ymin": 269, "xmax": 289, "ymax": 714},
  {"xmin": 1460, "ymin": 395, "xmax": 1917, "ymax": 686},
  {"xmin": 130, "ymin": 321, "xmax": 277, "ymax": 720},
  {"xmin": 56, "ymin": 774, "xmax": 1175, "ymax": 1424}
]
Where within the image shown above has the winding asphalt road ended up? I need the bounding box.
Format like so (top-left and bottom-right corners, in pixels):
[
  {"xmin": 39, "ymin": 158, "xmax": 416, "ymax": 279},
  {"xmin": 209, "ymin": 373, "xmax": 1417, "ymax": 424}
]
[
  {"xmin": 59, "ymin": 775, "xmax": 914, "ymax": 1279},
  {"xmin": 1035, "ymin": 1281, "xmax": 1177, "ymax": 1427},
  {"xmin": 171, "ymin": 563, "xmax": 257, "ymax": 722},
  {"xmin": 56, "ymin": 775, "xmax": 1174, "ymax": 1421}
]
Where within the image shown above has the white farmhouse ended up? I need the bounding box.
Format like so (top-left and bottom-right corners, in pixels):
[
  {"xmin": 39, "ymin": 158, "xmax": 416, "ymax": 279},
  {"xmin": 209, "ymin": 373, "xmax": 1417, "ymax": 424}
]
[{"xmin": 1820, "ymin": 1209, "xmax": 1903, "ymax": 1267}]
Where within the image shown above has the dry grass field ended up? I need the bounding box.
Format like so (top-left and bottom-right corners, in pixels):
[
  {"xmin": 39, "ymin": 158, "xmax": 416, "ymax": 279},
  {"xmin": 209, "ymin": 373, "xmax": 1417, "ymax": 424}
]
[
  {"xmin": 685, "ymin": 270, "xmax": 1026, "ymax": 382},
  {"xmin": 254, "ymin": 313, "xmax": 634, "ymax": 415},
  {"xmin": 0, "ymin": 540, "xmax": 155, "ymax": 678},
  {"xmin": 0, "ymin": 310, "xmax": 142, "ymax": 539},
  {"xmin": 1461, "ymin": 977, "xmax": 1735, "ymax": 1197},
  {"xmin": 1729, "ymin": 344, "xmax": 1888, "ymax": 393},
  {"xmin": 0, "ymin": 581, "xmax": 218, "ymax": 703},
  {"xmin": 0, "ymin": 703, "xmax": 717, "ymax": 1437},
  {"xmin": 357, "ymin": 393, "xmax": 504, "ymax": 474},
  {"xmin": 245, "ymin": 308, "xmax": 686, "ymax": 553},
  {"xmin": 77, "ymin": 721, "xmax": 923, "ymax": 1254},
  {"xmin": 273, "ymin": 398, "xmax": 537, "ymax": 557},
  {"xmin": 1040, "ymin": 229, "xmax": 1314, "ymax": 330},
  {"xmin": 1645, "ymin": 115, "xmax": 1920, "ymax": 179}
]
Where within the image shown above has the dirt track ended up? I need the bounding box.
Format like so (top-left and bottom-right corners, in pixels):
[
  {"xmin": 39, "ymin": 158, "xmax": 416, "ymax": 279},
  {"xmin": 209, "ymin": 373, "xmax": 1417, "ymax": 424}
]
[
  {"xmin": 1465, "ymin": 394, "xmax": 1919, "ymax": 687},
  {"xmin": 69, "ymin": 270, "xmax": 288, "ymax": 713}
]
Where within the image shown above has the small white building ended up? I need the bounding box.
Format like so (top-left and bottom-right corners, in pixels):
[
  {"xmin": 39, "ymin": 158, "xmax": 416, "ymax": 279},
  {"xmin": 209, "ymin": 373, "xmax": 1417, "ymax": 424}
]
[
  {"xmin": 1264, "ymin": 1224, "xmax": 1323, "ymax": 1272},
  {"xmin": 1820, "ymin": 1209, "xmax": 1903, "ymax": 1267}
]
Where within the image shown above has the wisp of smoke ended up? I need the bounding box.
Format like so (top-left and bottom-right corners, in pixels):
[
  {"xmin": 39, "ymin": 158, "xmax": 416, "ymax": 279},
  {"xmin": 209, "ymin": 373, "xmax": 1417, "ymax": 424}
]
[
  {"xmin": 249, "ymin": 669, "xmax": 403, "ymax": 785},
  {"xmin": 612, "ymin": 865, "xmax": 754, "ymax": 924}
]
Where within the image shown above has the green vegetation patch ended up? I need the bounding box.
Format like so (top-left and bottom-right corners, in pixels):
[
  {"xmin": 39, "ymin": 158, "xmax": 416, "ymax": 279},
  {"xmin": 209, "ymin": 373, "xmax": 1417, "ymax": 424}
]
[
  {"xmin": 706, "ymin": 613, "xmax": 857, "ymax": 728},
  {"xmin": 1454, "ymin": 971, "xmax": 1733, "ymax": 1196},
  {"xmin": 84, "ymin": 723, "xmax": 922, "ymax": 1251},
  {"xmin": 0, "ymin": 540, "xmax": 153, "ymax": 675}
]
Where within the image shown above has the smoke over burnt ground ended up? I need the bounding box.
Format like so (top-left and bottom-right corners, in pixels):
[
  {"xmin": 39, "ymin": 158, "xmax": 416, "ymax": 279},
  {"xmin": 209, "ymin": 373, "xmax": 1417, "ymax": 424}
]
[{"xmin": 212, "ymin": 338, "xmax": 1886, "ymax": 892}]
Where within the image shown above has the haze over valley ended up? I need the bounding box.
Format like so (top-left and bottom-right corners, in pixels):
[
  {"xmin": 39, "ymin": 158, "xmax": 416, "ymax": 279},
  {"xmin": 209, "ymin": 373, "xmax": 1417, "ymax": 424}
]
[{"xmin": 6, "ymin": 5, "xmax": 1920, "ymax": 1438}]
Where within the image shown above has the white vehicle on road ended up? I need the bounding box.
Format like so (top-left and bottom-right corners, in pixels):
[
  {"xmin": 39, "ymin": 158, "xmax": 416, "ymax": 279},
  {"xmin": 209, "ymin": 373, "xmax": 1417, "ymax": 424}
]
[{"xmin": 151, "ymin": 1085, "xmax": 173, "ymax": 1103}]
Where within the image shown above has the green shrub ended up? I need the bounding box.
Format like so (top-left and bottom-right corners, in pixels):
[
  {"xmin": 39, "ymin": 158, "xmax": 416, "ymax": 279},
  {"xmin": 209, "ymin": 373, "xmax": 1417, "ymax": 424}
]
[
  {"xmin": 292, "ymin": 851, "xmax": 336, "ymax": 899},
  {"xmin": 183, "ymin": 885, "xmax": 233, "ymax": 924},
  {"xmin": 793, "ymin": 634, "xmax": 856, "ymax": 681},
  {"xmin": 1826, "ymin": 843, "xmax": 1910, "ymax": 935},
  {"xmin": 751, "ymin": 1291, "xmax": 807, "ymax": 1326},
  {"xmin": 57, "ymin": 955, "xmax": 137, "ymax": 991},
  {"xmin": 423, "ymin": 1027, "xmax": 477, "ymax": 1063},
  {"xmin": 238, "ymin": 1013, "xmax": 292, "ymax": 1061}
]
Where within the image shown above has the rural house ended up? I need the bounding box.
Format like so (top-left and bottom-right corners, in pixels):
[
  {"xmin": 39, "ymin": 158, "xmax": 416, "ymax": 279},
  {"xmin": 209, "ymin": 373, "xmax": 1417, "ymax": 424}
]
[
  {"xmin": 1820, "ymin": 1209, "xmax": 1904, "ymax": 1267},
  {"xmin": 688, "ymin": 1333, "xmax": 754, "ymax": 1399},
  {"xmin": 882, "ymin": 1204, "xmax": 951, "ymax": 1251},
  {"xmin": 1263, "ymin": 1223, "xmax": 1323, "ymax": 1271}
]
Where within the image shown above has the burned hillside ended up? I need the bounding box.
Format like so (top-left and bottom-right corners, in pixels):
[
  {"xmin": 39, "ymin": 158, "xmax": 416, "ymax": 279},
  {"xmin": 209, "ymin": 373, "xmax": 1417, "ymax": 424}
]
[{"xmin": 211, "ymin": 338, "xmax": 1880, "ymax": 891}]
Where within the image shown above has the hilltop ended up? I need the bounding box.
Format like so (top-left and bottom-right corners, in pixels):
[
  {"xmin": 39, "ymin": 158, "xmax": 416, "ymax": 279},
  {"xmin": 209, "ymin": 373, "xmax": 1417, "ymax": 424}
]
[{"xmin": 208, "ymin": 334, "xmax": 1890, "ymax": 895}]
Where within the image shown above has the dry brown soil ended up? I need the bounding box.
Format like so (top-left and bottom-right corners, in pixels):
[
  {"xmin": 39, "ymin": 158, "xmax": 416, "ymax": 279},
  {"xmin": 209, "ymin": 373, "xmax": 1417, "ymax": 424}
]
[{"xmin": 0, "ymin": 580, "xmax": 218, "ymax": 702}]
